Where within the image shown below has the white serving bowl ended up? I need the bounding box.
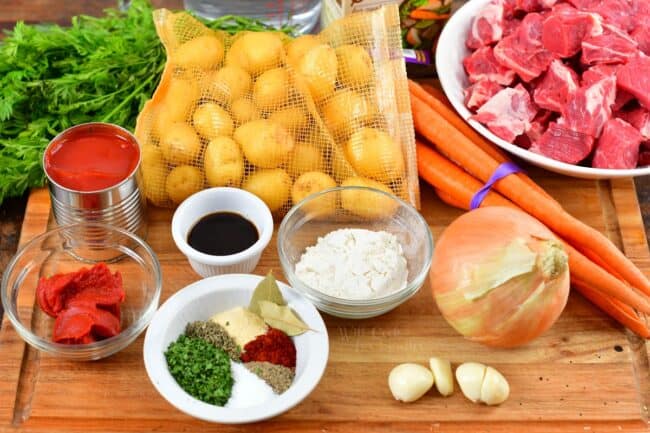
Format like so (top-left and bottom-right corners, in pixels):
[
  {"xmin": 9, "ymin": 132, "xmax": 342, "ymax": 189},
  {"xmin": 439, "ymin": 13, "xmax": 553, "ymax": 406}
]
[
  {"xmin": 143, "ymin": 274, "xmax": 329, "ymax": 424},
  {"xmin": 436, "ymin": 0, "xmax": 650, "ymax": 179},
  {"xmin": 171, "ymin": 188, "xmax": 273, "ymax": 277}
]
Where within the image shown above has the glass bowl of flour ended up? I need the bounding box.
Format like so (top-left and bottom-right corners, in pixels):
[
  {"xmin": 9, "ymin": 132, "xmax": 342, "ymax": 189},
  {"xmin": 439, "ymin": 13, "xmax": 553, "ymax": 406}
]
[{"xmin": 277, "ymin": 186, "xmax": 433, "ymax": 319}]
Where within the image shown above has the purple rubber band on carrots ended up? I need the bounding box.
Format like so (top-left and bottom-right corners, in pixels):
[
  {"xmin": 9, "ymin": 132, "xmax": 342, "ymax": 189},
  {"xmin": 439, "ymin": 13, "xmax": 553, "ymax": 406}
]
[{"xmin": 470, "ymin": 162, "xmax": 523, "ymax": 210}]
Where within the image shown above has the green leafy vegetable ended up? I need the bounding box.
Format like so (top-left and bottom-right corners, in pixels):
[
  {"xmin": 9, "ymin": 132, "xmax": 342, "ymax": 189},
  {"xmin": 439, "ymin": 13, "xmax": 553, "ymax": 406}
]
[
  {"xmin": 249, "ymin": 272, "xmax": 286, "ymax": 315},
  {"xmin": 164, "ymin": 335, "xmax": 233, "ymax": 406},
  {"xmin": 257, "ymin": 300, "xmax": 310, "ymax": 336},
  {"xmin": 0, "ymin": 0, "xmax": 294, "ymax": 204}
]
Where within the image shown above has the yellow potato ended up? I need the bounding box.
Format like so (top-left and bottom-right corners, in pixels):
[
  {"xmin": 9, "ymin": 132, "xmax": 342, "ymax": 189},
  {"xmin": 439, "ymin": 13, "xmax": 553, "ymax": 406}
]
[
  {"xmin": 286, "ymin": 35, "xmax": 320, "ymax": 69},
  {"xmin": 336, "ymin": 44, "xmax": 373, "ymax": 88},
  {"xmin": 345, "ymin": 128, "xmax": 405, "ymax": 181},
  {"xmin": 231, "ymin": 98, "xmax": 259, "ymax": 125},
  {"xmin": 226, "ymin": 32, "xmax": 284, "ymax": 75},
  {"xmin": 268, "ymin": 107, "xmax": 308, "ymax": 134},
  {"xmin": 192, "ymin": 103, "xmax": 234, "ymax": 139},
  {"xmin": 204, "ymin": 66, "xmax": 252, "ymax": 103},
  {"xmin": 172, "ymin": 34, "xmax": 224, "ymax": 69},
  {"xmin": 243, "ymin": 168, "xmax": 291, "ymax": 212},
  {"xmin": 234, "ymin": 119, "xmax": 294, "ymax": 168},
  {"xmin": 140, "ymin": 144, "xmax": 164, "ymax": 169},
  {"xmin": 341, "ymin": 177, "xmax": 398, "ymax": 219},
  {"xmin": 322, "ymin": 90, "xmax": 374, "ymax": 137},
  {"xmin": 141, "ymin": 161, "xmax": 169, "ymax": 206},
  {"xmin": 159, "ymin": 122, "xmax": 202, "ymax": 165},
  {"xmin": 166, "ymin": 165, "xmax": 203, "ymax": 204},
  {"xmin": 253, "ymin": 68, "xmax": 290, "ymax": 110},
  {"xmin": 154, "ymin": 79, "xmax": 199, "ymax": 135},
  {"xmin": 287, "ymin": 142, "xmax": 322, "ymax": 176},
  {"xmin": 297, "ymin": 44, "xmax": 337, "ymax": 102},
  {"xmin": 292, "ymin": 171, "xmax": 337, "ymax": 217},
  {"xmin": 204, "ymin": 137, "xmax": 244, "ymax": 187}
]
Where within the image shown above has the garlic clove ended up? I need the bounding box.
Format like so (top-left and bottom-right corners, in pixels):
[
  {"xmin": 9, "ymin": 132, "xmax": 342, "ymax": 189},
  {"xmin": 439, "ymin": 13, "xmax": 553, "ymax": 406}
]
[
  {"xmin": 480, "ymin": 366, "xmax": 510, "ymax": 405},
  {"xmin": 388, "ymin": 363, "xmax": 434, "ymax": 403},
  {"xmin": 429, "ymin": 357, "xmax": 454, "ymax": 397},
  {"xmin": 455, "ymin": 362, "xmax": 486, "ymax": 403}
]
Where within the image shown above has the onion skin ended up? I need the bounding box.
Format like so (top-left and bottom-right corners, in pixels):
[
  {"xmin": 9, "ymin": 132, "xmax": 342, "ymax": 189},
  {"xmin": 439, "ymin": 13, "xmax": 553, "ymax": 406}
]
[{"xmin": 431, "ymin": 207, "xmax": 570, "ymax": 348}]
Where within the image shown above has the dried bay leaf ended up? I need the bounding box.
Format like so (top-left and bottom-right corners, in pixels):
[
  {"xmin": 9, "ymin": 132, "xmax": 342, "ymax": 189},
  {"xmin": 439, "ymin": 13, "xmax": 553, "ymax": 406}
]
[
  {"xmin": 249, "ymin": 271, "xmax": 287, "ymax": 315},
  {"xmin": 258, "ymin": 300, "xmax": 310, "ymax": 336}
]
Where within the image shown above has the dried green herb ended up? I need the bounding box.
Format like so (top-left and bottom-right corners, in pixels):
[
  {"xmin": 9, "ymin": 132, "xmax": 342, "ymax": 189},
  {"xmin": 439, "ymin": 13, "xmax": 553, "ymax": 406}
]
[
  {"xmin": 244, "ymin": 361, "xmax": 295, "ymax": 394},
  {"xmin": 164, "ymin": 335, "xmax": 233, "ymax": 406},
  {"xmin": 185, "ymin": 320, "xmax": 241, "ymax": 361}
]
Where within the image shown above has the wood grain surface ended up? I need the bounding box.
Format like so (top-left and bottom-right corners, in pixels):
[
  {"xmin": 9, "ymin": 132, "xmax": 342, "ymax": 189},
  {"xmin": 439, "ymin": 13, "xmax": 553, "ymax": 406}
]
[{"xmin": 0, "ymin": 174, "xmax": 649, "ymax": 433}]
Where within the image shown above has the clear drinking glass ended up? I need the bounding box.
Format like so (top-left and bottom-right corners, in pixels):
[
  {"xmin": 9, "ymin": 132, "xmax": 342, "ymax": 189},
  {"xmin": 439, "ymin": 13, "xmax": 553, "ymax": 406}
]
[{"xmin": 183, "ymin": 0, "xmax": 322, "ymax": 34}]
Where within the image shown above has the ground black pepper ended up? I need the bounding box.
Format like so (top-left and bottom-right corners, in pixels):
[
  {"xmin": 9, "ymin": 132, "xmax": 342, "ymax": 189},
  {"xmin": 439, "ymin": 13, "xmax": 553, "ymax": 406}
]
[{"xmin": 244, "ymin": 361, "xmax": 295, "ymax": 394}]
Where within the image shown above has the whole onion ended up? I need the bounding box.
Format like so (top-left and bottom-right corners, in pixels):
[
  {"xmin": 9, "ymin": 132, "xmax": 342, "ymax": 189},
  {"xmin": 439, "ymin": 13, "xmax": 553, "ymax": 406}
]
[{"xmin": 431, "ymin": 207, "xmax": 570, "ymax": 348}]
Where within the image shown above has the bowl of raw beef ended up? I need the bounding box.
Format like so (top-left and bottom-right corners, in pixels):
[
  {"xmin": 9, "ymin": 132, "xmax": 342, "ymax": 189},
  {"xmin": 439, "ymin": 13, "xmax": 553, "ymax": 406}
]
[{"xmin": 436, "ymin": 0, "xmax": 650, "ymax": 178}]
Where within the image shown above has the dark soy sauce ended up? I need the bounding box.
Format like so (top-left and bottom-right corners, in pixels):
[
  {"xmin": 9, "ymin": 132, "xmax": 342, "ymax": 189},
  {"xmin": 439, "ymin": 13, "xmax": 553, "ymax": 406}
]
[{"xmin": 188, "ymin": 212, "xmax": 259, "ymax": 256}]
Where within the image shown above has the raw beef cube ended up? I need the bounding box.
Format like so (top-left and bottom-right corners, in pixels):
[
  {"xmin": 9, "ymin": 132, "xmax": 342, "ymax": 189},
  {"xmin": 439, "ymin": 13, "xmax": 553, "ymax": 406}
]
[
  {"xmin": 516, "ymin": 0, "xmax": 559, "ymax": 12},
  {"xmin": 581, "ymin": 29, "xmax": 638, "ymax": 65},
  {"xmin": 463, "ymin": 47, "xmax": 516, "ymax": 85},
  {"xmin": 592, "ymin": 118, "xmax": 642, "ymax": 168},
  {"xmin": 617, "ymin": 55, "xmax": 650, "ymax": 109},
  {"xmin": 617, "ymin": 107, "xmax": 650, "ymax": 139},
  {"xmin": 631, "ymin": 15, "xmax": 650, "ymax": 55},
  {"xmin": 465, "ymin": 80, "xmax": 504, "ymax": 110},
  {"xmin": 503, "ymin": 17, "xmax": 522, "ymax": 37},
  {"xmin": 562, "ymin": 76, "xmax": 616, "ymax": 137},
  {"xmin": 542, "ymin": 6, "xmax": 603, "ymax": 58},
  {"xmin": 494, "ymin": 13, "xmax": 556, "ymax": 82},
  {"xmin": 467, "ymin": 1, "xmax": 505, "ymax": 49},
  {"xmin": 582, "ymin": 64, "xmax": 634, "ymax": 110},
  {"xmin": 592, "ymin": 0, "xmax": 635, "ymax": 32},
  {"xmin": 639, "ymin": 150, "xmax": 650, "ymax": 166},
  {"xmin": 566, "ymin": 0, "xmax": 602, "ymax": 9},
  {"xmin": 471, "ymin": 84, "xmax": 538, "ymax": 142},
  {"xmin": 531, "ymin": 121, "xmax": 595, "ymax": 163},
  {"xmin": 534, "ymin": 59, "xmax": 580, "ymax": 112},
  {"xmin": 633, "ymin": 0, "xmax": 650, "ymax": 15},
  {"xmin": 525, "ymin": 110, "xmax": 555, "ymax": 144}
]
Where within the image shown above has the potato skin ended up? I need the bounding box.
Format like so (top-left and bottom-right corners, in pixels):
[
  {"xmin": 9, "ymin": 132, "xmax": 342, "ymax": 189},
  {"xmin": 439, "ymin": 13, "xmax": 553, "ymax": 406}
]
[
  {"xmin": 292, "ymin": 171, "xmax": 337, "ymax": 217},
  {"xmin": 154, "ymin": 79, "xmax": 199, "ymax": 136},
  {"xmin": 345, "ymin": 128, "xmax": 405, "ymax": 181},
  {"xmin": 172, "ymin": 35, "xmax": 224, "ymax": 69},
  {"xmin": 141, "ymin": 160, "xmax": 169, "ymax": 206},
  {"xmin": 322, "ymin": 90, "xmax": 374, "ymax": 138},
  {"xmin": 286, "ymin": 35, "xmax": 320, "ymax": 69},
  {"xmin": 341, "ymin": 177, "xmax": 398, "ymax": 219},
  {"xmin": 204, "ymin": 66, "xmax": 252, "ymax": 103},
  {"xmin": 234, "ymin": 119, "xmax": 294, "ymax": 168},
  {"xmin": 297, "ymin": 44, "xmax": 337, "ymax": 102},
  {"xmin": 253, "ymin": 68, "xmax": 290, "ymax": 110},
  {"xmin": 231, "ymin": 98, "xmax": 259, "ymax": 125},
  {"xmin": 243, "ymin": 168, "xmax": 292, "ymax": 212},
  {"xmin": 226, "ymin": 32, "xmax": 284, "ymax": 75},
  {"xmin": 166, "ymin": 165, "xmax": 203, "ymax": 204},
  {"xmin": 204, "ymin": 137, "xmax": 244, "ymax": 187},
  {"xmin": 268, "ymin": 107, "xmax": 308, "ymax": 135},
  {"xmin": 336, "ymin": 45, "xmax": 373, "ymax": 88},
  {"xmin": 287, "ymin": 142, "xmax": 323, "ymax": 176},
  {"xmin": 159, "ymin": 122, "xmax": 202, "ymax": 165},
  {"xmin": 192, "ymin": 103, "xmax": 234, "ymax": 139}
]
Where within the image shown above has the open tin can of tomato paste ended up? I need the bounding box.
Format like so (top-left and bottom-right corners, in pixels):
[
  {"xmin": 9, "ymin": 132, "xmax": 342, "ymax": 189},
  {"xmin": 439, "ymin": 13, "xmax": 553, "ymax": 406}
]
[{"xmin": 43, "ymin": 123, "xmax": 147, "ymax": 240}]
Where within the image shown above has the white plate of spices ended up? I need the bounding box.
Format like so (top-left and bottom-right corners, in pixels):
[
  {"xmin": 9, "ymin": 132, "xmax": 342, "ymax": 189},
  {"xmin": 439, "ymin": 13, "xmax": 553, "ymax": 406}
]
[{"xmin": 143, "ymin": 273, "xmax": 329, "ymax": 424}]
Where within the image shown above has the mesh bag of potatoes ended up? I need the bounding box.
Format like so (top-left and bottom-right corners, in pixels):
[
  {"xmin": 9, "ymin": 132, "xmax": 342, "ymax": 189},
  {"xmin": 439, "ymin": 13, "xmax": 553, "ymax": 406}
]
[{"xmin": 135, "ymin": 5, "xmax": 418, "ymax": 216}]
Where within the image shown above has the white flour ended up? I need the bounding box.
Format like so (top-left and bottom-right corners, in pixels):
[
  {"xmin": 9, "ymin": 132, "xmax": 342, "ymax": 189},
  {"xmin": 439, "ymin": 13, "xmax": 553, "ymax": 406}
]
[{"xmin": 295, "ymin": 228, "xmax": 408, "ymax": 300}]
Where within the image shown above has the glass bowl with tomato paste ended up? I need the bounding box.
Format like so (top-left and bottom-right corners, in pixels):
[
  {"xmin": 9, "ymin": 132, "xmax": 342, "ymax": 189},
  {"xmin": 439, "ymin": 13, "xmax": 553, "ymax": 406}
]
[{"xmin": 1, "ymin": 223, "xmax": 162, "ymax": 361}]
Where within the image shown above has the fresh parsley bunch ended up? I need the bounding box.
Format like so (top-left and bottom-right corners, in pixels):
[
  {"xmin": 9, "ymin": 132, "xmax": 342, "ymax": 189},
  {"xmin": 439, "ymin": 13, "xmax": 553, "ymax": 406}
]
[{"xmin": 0, "ymin": 0, "xmax": 293, "ymax": 204}]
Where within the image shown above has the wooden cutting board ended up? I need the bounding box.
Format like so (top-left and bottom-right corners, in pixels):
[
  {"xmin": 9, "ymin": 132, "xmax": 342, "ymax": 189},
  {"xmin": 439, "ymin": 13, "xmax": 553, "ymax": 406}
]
[{"xmin": 1, "ymin": 172, "xmax": 649, "ymax": 433}]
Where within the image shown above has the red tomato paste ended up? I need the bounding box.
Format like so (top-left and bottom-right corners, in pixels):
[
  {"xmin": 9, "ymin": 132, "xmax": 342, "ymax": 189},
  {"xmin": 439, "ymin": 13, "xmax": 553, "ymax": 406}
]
[
  {"xmin": 36, "ymin": 263, "xmax": 125, "ymax": 344},
  {"xmin": 44, "ymin": 127, "xmax": 139, "ymax": 192}
]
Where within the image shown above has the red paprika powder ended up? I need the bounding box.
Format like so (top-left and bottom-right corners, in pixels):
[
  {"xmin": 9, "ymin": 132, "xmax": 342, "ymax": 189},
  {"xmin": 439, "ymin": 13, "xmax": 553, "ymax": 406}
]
[{"xmin": 240, "ymin": 328, "xmax": 296, "ymax": 369}]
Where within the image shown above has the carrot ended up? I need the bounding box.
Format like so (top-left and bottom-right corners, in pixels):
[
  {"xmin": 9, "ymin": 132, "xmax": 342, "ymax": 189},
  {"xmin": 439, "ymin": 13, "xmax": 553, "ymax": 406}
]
[
  {"xmin": 409, "ymin": 9, "xmax": 451, "ymax": 20},
  {"xmin": 416, "ymin": 138, "xmax": 650, "ymax": 316},
  {"xmin": 411, "ymin": 91, "xmax": 650, "ymax": 297},
  {"xmin": 409, "ymin": 80, "xmax": 559, "ymax": 205},
  {"xmin": 572, "ymin": 279, "xmax": 650, "ymax": 338},
  {"xmin": 417, "ymin": 141, "xmax": 513, "ymax": 209},
  {"xmin": 420, "ymin": 83, "xmax": 454, "ymax": 110}
]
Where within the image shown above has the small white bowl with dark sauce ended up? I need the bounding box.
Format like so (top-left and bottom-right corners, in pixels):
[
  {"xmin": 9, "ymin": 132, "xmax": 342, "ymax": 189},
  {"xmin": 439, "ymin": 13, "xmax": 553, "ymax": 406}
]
[{"xmin": 171, "ymin": 188, "xmax": 273, "ymax": 277}]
